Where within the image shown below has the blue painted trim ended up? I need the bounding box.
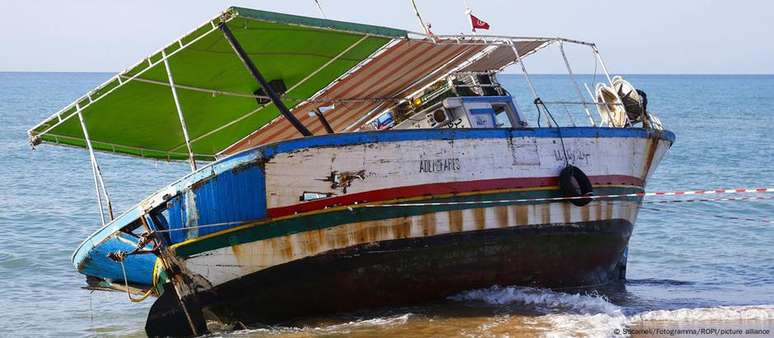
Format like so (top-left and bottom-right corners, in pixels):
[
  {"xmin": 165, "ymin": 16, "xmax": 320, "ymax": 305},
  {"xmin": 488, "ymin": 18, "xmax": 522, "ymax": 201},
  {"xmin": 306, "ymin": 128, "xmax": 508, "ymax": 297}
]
[
  {"xmin": 71, "ymin": 150, "xmax": 262, "ymax": 270},
  {"xmin": 166, "ymin": 165, "xmax": 267, "ymax": 243},
  {"xmin": 261, "ymin": 127, "xmax": 675, "ymax": 158},
  {"xmin": 469, "ymin": 108, "xmax": 496, "ymax": 115},
  {"xmin": 78, "ymin": 233, "xmax": 156, "ymax": 286},
  {"xmin": 458, "ymin": 95, "xmax": 513, "ymax": 103}
]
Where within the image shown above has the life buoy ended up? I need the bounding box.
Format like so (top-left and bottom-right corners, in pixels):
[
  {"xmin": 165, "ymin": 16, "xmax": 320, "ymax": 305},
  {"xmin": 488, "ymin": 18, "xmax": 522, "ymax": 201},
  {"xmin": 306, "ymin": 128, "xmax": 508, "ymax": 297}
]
[
  {"xmin": 595, "ymin": 83, "xmax": 627, "ymax": 127},
  {"xmin": 559, "ymin": 165, "xmax": 593, "ymax": 206},
  {"xmin": 612, "ymin": 76, "xmax": 645, "ymax": 123}
]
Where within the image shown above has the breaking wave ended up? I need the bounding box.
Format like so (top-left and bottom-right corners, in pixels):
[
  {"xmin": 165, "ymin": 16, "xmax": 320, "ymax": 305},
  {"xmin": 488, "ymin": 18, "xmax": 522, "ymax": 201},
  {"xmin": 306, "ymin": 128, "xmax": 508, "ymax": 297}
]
[
  {"xmin": 231, "ymin": 313, "xmax": 412, "ymax": 336},
  {"xmin": 309, "ymin": 313, "xmax": 412, "ymax": 332},
  {"xmin": 450, "ymin": 285, "xmax": 628, "ymax": 337},
  {"xmin": 631, "ymin": 305, "xmax": 774, "ymax": 322},
  {"xmin": 450, "ymin": 286, "xmax": 774, "ymax": 337},
  {"xmin": 449, "ymin": 285, "xmax": 622, "ymax": 315},
  {"xmin": 223, "ymin": 287, "xmax": 774, "ymax": 337}
]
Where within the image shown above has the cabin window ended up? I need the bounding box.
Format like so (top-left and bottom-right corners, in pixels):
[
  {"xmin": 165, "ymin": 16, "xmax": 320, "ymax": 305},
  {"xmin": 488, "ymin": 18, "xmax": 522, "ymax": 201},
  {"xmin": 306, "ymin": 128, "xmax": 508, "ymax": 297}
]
[{"xmin": 373, "ymin": 112, "xmax": 394, "ymax": 130}]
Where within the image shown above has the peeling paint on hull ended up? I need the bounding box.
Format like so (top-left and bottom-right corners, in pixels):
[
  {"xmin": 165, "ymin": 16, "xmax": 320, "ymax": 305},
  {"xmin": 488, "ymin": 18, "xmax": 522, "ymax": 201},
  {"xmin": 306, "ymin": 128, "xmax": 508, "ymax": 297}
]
[
  {"xmin": 67, "ymin": 127, "xmax": 673, "ymax": 335},
  {"xmin": 73, "ymin": 128, "xmax": 672, "ymax": 289},
  {"xmin": 156, "ymin": 219, "xmax": 633, "ymax": 326},
  {"xmin": 180, "ymin": 195, "xmax": 642, "ymax": 287}
]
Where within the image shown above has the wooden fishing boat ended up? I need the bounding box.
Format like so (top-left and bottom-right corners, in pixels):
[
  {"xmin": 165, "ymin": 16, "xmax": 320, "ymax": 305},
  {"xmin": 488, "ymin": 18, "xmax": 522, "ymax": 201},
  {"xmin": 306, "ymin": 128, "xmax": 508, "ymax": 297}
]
[{"xmin": 27, "ymin": 7, "xmax": 673, "ymax": 336}]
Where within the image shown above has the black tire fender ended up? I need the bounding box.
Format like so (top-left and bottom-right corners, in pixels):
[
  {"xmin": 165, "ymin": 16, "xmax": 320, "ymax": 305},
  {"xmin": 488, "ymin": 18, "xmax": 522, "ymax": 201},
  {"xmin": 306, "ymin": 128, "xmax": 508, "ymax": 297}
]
[{"xmin": 559, "ymin": 165, "xmax": 593, "ymax": 206}]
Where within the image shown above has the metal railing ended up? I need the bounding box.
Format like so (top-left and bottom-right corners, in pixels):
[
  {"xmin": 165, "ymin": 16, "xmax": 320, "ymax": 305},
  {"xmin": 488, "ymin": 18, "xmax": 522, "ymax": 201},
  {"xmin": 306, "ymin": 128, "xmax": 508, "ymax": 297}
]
[{"xmin": 519, "ymin": 99, "xmax": 628, "ymax": 129}]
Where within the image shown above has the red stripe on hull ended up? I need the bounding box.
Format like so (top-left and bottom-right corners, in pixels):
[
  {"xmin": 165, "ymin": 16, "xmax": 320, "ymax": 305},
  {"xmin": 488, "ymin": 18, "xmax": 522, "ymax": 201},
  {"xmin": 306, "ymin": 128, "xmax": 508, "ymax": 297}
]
[{"xmin": 267, "ymin": 175, "xmax": 643, "ymax": 218}]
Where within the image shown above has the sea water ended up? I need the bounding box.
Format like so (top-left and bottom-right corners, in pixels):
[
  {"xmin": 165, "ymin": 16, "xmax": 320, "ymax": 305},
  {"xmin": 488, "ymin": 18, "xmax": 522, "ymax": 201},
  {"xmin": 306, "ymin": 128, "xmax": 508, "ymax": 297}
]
[{"xmin": 0, "ymin": 73, "xmax": 772, "ymax": 337}]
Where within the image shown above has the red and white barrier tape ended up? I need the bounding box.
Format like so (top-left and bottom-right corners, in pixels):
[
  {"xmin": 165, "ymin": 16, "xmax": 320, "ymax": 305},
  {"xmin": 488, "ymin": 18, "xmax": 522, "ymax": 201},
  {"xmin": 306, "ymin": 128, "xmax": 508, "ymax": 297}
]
[
  {"xmin": 645, "ymin": 187, "xmax": 773, "ymax": 197},
  {"xmin": 363, "ymin": 187, "xmax": 774, "ymax": 208}
]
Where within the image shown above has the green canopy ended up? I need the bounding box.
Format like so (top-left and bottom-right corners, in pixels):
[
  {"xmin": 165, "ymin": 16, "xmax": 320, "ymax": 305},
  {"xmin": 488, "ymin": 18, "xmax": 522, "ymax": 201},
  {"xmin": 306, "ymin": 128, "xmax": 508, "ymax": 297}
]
[{"xmin": 28, "ymin": 7, "xmax": 406, "ymax": 160}]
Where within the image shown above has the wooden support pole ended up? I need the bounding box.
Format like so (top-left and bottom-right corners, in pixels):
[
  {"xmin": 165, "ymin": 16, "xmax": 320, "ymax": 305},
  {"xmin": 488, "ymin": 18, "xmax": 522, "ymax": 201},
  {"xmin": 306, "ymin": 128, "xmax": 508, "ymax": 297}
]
[
  {"xmin": 76, "ymin": 104, "xmax": 113, "ymax": 224},
  {"xmin": 314, "ymin": 108, "xmax": 335, "ymax": 134},
  {"xmin": 162, "ymin": 53, "xmax": 197, "ymax": 171},
  {"xmin": 219, "ymin": 23, "xmax": 313, "ymax": 137},
  {"xmin": 141, "ymin": 215, "xmax": 205, "ymax": 336}
]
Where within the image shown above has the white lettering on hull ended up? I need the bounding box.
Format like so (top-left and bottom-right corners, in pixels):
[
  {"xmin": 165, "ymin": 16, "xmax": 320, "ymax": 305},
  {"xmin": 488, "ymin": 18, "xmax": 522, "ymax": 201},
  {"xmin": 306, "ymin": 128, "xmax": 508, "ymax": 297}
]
[{"xmin": 264, "ymin": 136, "xmax": 669, "ymax": 209}]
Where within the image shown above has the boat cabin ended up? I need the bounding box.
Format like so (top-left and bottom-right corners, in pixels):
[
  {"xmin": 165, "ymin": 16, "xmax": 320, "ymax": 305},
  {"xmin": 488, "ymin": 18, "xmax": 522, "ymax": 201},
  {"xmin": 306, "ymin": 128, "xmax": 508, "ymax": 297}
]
[
  {"xmin": 367, "ymin": 71, "xmax": 524, "ymax": 131},
  {"xmin": 392, "ymin": 95, "xmax": 521, "ymax": 130}
]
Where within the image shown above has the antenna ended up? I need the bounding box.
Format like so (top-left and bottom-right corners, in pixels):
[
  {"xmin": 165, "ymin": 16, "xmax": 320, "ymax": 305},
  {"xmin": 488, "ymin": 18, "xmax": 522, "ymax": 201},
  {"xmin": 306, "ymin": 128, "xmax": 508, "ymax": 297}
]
[
  {"xmin": 410, "ymin": 0, "xmax": 435, "ymax": 40},
  {"xmin": 313, "ymin": 0, "xmax": 327, "ymax": 19}
]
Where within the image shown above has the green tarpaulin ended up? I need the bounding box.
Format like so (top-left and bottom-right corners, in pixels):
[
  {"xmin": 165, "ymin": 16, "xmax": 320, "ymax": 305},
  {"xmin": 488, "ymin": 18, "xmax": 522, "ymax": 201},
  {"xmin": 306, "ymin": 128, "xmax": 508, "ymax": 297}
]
[{"xmin": 28, "ymin": 7, "xmax": 406, "ymax": 160}]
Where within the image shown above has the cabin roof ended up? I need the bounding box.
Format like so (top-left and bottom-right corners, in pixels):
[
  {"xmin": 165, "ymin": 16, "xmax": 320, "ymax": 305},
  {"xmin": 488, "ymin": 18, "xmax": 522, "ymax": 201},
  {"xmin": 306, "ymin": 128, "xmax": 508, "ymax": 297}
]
[{"xmin": 28, "ymin": 6, "xmax": 561, "ymax": 161}]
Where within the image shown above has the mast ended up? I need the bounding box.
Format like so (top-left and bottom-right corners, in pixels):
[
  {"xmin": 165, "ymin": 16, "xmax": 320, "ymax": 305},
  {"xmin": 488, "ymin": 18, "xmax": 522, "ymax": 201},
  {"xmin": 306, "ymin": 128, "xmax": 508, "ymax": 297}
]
[{"xmin": 410, "ymin": 0, "xmax": 435, "ymax": 40}]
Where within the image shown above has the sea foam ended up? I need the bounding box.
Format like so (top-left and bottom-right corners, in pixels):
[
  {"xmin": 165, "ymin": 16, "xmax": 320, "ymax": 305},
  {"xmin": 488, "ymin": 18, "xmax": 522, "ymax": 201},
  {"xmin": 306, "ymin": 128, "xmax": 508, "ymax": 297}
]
[
  {"xmin": 451, "ymin": 285, "xmax": 628, "ymax": 337},
  {"xmin": 450, "ymin": 285, "xmax": 774, "ymax": 337},
  {"xmin": 631, "ymin": 305, "xmax": 774, "ymax": 322}
]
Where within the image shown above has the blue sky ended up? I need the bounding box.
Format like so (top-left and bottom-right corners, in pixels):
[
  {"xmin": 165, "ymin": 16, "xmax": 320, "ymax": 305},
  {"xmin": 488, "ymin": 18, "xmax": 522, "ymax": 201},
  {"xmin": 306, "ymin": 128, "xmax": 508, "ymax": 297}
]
[{"xmin": 1, "ymin": 0, "xmax": 771, "ymax": 73}]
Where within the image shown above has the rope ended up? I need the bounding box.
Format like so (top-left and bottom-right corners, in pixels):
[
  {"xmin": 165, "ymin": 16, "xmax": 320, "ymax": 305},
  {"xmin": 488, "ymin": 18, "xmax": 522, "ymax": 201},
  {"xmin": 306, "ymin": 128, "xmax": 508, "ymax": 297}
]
[
  {"xmin": 534, "ymin": 98, "xmax": 569, "ymax": 166},
  {"xmin": 119, "ymin": 259, "xmax": 155, "ymax": 303},
  {"xmin": 154, "ymin": 221, "xmax": 242, "ymax": 233}
]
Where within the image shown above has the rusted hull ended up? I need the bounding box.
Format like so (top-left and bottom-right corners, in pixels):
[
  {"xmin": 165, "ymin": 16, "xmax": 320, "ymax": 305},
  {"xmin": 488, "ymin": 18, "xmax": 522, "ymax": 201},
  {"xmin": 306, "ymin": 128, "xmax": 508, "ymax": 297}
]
[
  {"xmin": 150, "ymin": 218, "xmax": 632, "ymax": 328},
  {"xmin": 67, "ymin": 128, "xmax": 673, "ymax": 336},
  {"xmin": 73, "ymin": 128, "xmax": 672, "ymax": 289}
]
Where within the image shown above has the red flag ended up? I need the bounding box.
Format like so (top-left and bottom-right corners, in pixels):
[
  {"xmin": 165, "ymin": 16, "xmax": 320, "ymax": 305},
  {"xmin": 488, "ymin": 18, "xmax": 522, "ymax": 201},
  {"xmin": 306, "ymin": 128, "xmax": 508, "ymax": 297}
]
[
  {"xmin": 469, "ymin": 13, "xmax": 490, "ymax": 31},
  {"xmin": 426, "ymin": 23, "xmax": 435, "ymax": 37}
]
